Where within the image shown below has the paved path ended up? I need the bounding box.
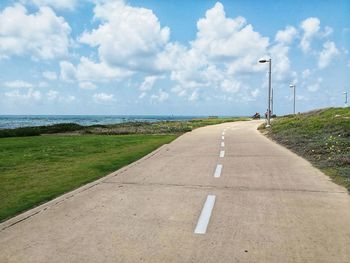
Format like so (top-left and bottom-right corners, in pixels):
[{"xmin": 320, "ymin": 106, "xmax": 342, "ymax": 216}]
[{"xmin": 1, "ymin": 120, "xmax": 350, "ymax": 262}]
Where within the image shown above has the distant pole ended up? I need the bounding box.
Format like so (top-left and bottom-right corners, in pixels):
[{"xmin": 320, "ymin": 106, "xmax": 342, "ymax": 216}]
[
  {"xmin": 271, "ymin": 88, "xmax": 274, "ymax": 115},
  {"xmin": 290, "ymin": 84, "xmax": 296, "ymax": 114},
  {"xmin": 259, "ymin": 58, "xmax": 272, "ymax": 127},
  {"xmin": 345, "ymin": 92, "xmax": 348, "ymax": 107},
  {"xmin": 268, "ymin": 58, "xmax": 272, "ymax": 125}
]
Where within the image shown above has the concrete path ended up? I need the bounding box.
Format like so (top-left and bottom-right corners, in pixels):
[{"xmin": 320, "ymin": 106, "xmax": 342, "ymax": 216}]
[{"xmin": 1, "ymin": 120, "xmax": 350, "ymax": 263}]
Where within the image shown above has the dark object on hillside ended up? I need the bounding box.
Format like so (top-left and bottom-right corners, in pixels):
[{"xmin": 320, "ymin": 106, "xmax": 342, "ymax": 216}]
[
  {"xmin": 0, "ymin": 123, "xmax": 84, "ymax": 138},
  {"xmin": 252, "ymin": 112, "xmax": 260, "ymax": 119}
]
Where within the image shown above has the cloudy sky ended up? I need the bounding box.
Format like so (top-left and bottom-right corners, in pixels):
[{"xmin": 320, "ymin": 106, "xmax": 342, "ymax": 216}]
[{"xmin": 0, "ymin": 0, "xmax": 349, "ymax": 115}]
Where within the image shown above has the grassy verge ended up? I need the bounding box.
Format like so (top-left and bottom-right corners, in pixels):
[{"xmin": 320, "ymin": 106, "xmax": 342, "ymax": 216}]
[
  {"xmin": 0, "ymin": 135, "xmax": 176, "ymax": 222},
  {"xmin": 0, "ymin": 117, "xmax": 248, "ymax": 137},
  {"xmin": 259, "ymin": 107, "xmax": 350, "ymax": 191},
  {"xmin": 0, "ymin": 117, "xmax": 247, "ymax": 222}
]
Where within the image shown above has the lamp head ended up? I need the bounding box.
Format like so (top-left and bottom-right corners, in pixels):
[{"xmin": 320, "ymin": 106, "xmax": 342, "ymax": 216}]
[{"xmin": 259, "ymin": 59, "xmax": 267, "ymax": 63}]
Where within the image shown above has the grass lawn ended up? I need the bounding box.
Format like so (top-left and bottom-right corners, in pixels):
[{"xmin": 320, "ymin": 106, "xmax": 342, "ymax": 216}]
[
  {"xmin": 260, "ymin": 107, "xmax": 350, "ymax": 191},
  {"xmin": 0, "ymin": 134, "xmax": 176, "ymax": 222}
]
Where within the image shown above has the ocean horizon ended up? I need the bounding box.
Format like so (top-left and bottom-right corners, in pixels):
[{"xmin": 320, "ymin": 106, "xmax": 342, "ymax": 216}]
[{"xmin": 0, "ymin": 115, "xmax": 243, "ymax": 129}]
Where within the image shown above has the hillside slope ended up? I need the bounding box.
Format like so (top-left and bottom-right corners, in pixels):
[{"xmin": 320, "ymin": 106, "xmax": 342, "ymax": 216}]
[{"xmin": 260, "ymin": 108, "xmax": 350, "ymax": 191}]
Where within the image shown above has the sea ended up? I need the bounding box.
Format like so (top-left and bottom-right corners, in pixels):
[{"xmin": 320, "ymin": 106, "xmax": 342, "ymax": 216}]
[{"xmin": 0, "ymin": 115, "xmax": 215, "ymax": 129}]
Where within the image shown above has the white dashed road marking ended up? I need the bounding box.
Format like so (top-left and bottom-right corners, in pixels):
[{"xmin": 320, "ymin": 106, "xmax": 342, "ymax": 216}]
[
  {"xmin": 221, "ymin": 142, "xmax": 225, "ymax": 147},
  {"xmin": 194, "ymin": 195, "xmax": 216, "ymax": 234},
  {"xmin": 220, "ymin": 150, "xmax": 225, "ymax": 158},
  {"xmin": 214, "ymin": 164, "xmax": 222, "ymax": 178}
]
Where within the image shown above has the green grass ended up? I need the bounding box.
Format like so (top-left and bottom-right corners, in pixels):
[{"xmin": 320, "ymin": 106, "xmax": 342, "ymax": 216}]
[
  {"xmin": 260, "ymin": 107, "xmax": 350, "ymax": 191},
  {"xmin": 0, "ymin": 135, "xmax": 176, "ymax": 222},
  {"xmin": 0, "ymin": 117, "xmax": 248, "ymax": 222},
  {"xmin": 0, "ymin": 117, "xmax": 249, "ymax": 137}
]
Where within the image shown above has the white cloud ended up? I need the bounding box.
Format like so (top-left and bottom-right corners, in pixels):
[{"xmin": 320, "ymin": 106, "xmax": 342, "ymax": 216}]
[
  {"xmin": 46, "ymin": 90, "xmax": 75, "ymax": 102},
  {"xmin": 93, "ymin": 92, "xmax": 116, "ymax": 103},
  {"xmin": 5, "ymin": 88, "xmax": 42, "ymax": 101},
  {"xmin": 168, "ymin": 2, "xmax": 269, "ymax": 100},
  {"xmin": 140, "ymin": 76, "xmax": 161, "ymax": 91},
  {"xmin": 43, "ymin": 71, "xmax": 57, "ymax": 80},
  {"xmin": 250, "ymin": 88, "xmax": 260, "ymax": 98},
  {"xmin": 221, "ymin": 79, "xmax": 241, "ymax": 93},
  {"xmin": 0, "ymin": 4, "xmax": 71, "ymax": 60},
  {"xmin": 275, "ymin": 26, "xmax": 298, "ymax": 44},
  {"xmin": 59, "ymin": 61, "xmax": 76, "ymax": 82},
  {"xmin": 138, "ymin": 92, "xmax": 146, "ymax": 99},
  {"xmin": 4, "ymin": 80, "xmax": 33, "ymax": 88},
  {"xmin": 307, "ymin": 77, "xmax": 323, "ymax": 92},
  {"xmin": 269, "ymin": 43, "xmax": 293, "ymax": 81},
  {"xmin": 300, "ymin": 17, "xmax": 320, "ymax": 53},
  {"xmin": 60, "ymin": 57, "xmax": 132, "ymax": 83},
  {"xmin": 151, "ymin": 89, "xmax": 169, "ymax": 102},
  {"xmin": 79, "ymin": 81, "xmax": 97, "ymax": 90},
  {"xmin": 46, "ymin": 90, "xmax": 59, "ymax": 100},
  {"xmin": 20, "ymin": 0, "xmax": 77, "ymax": 10},
  {"xmin": 318, "ymin": 41, "xmax": 339, "ymax": 69},
  {"xmin": 79, "ymin": 0, "xmax": 170, "ymax": 73},
  {"xmin": 193, "ymin": 2, "xmax": 269, "ymax": 73},
  {"xmin": 188, "ymin": 90, "xmax": 199, "ymax": 101}
]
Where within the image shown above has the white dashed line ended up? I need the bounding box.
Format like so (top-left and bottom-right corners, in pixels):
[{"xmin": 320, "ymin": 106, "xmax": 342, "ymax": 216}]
[
  {"xmin": 194, "ymin": 195, "xmax": 216, "ymax": 234},
  {"xmin": 221, "ymin": 142, "xmax": 225, "ymax": 147},
  {"xmin": 214, "ymin": 164, "xmax": 222, "ymax": 178},
  {"xmin": 221, "ymin": 136, "xmax": 224, "ymax": 140},
  {"xmin": 220, "ymin": 150, "xmax": 225, "ymax": 158}
]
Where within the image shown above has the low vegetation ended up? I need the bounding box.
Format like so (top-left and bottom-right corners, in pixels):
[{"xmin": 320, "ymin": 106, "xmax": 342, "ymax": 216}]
[
  {"xmin": 260, "ymin": 108, "xmax": 350, "ymax": 191},
  {"xmin": 0, "ymin": 117, "xmax": 247, "ymax": 222},
  {"xmin": 0, "ymin": 117, "xmax": 248, "ymax": 138}
]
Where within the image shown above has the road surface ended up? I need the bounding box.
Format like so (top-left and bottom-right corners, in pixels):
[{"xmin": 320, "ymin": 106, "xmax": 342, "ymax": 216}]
[{"xmin": 1, "ymin": 120, "xmax": 350, "ymax": 262}]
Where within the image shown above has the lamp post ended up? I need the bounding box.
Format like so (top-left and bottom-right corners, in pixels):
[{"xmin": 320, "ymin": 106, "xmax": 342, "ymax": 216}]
[
  {"xmin": 259, "ymin": 58, "xmax": 272, "ymax": 127},
  {"xmin": 290, "ymin": 84, "xmax": 296, "ymax": 114},
  {"xmin": 344, "ymin": 92, "xmax": 348, "ymax": 107}
]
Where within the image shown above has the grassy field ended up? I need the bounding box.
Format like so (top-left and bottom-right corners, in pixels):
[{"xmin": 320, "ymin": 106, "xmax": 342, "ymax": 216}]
[
  {"xmin": 0, "ymin": 135, "xmax": 176, "ymax": 222},
  {"xmin": 260, "ymin": 107, "xmax": 350, "ymax": 191},
  {"xmin": 0, "ymin": 117, "xmax": 247, "ymax": 222}
]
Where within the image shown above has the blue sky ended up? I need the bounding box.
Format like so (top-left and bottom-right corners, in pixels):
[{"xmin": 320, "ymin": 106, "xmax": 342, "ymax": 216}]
[{"xmin": 0, "ymin": 0, "xmax": 349, "ymax": 115}]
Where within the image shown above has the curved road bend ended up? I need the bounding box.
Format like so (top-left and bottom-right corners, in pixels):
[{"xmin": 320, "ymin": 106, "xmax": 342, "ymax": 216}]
[{"xmin": 0, "ymin": 120, "xmax": 350, "ymax": 262}]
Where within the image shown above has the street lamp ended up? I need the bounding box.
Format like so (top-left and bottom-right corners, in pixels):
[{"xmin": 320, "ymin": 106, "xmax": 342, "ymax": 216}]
[
  {"xmin": 259, "ymin": 58, "xmax": 272, "ymax": 127},
  {"xmin": 290, "ymin": 84, "xmax": 296, "ymax": 114},
  {"xmin": 344, "ymin": 92, "xmax": 348, "ymax": 107}
]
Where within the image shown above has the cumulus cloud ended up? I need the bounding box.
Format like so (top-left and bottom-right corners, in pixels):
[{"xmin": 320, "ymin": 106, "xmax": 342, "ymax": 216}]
[
  {"xmin": 60, "ymin": 57, "xmax": 132, "ymax": 83},
  {"xmin": 300, "ymin": 17, "xmax": 320, "ymax": 53},
  {"xmin": 299, "ymin": 17, "xmax": 334, "ymax": 54},
  {"xmin": 43, "ymin": 71, "xmax": 57, "ymax": 80},
  {"xmin": 307, "ymin": 77, "xmax": 323, "ymax": 92},
  {"xmin": 275, "ymin": 26, "xmax": 298, "ymax": 44},
  {"xmin": 46, "ymin": 89, "xmax": 75, "ymax": 102},
  {"xmin": 93, "ymin": 92, "xmax": 116, "ymax": 103},
  {"xmin": 318, "ymin": 41, "xmax": 339, "ymax": 69},
  {"xmin": 79, "ymin": 81, "xmax": 96, "ymax": 90},
  {"xmin": 20, "ymin": 0, "xmax": 77, "ymax": 10},
  {"xmin": 4, "ymin": 80, "xmax": 33, "ymax": 88},
  {"xmin": 140, "ymin": 76, "xmax": 162, "ymax": 91},
  {"xmin": 151, "ymin": 89, "xmax": 169, "ymax": 102},
  {"xmin": 168, "ymin": 2, "xmax": 269, "ymax": 100},
  {"xmin": 0, "ymin": 4, "xmax": 71, "ymax": 60},
  {"xmin": 220, "ymin": 79, "xmax": 241, "ymax": 93},
  {"xmin": 79, "ymin": 0, "xmax": 170, "ymax": 73},
  {"xmin": 5, "ymin": 88, "xmax": 42, "ymax": 101}
]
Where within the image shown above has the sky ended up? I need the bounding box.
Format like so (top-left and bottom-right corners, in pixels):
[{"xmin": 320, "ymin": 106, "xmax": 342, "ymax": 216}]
[{"xmin": 0, "ymin": 0, "xmax": 349, "ymax": 116}]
